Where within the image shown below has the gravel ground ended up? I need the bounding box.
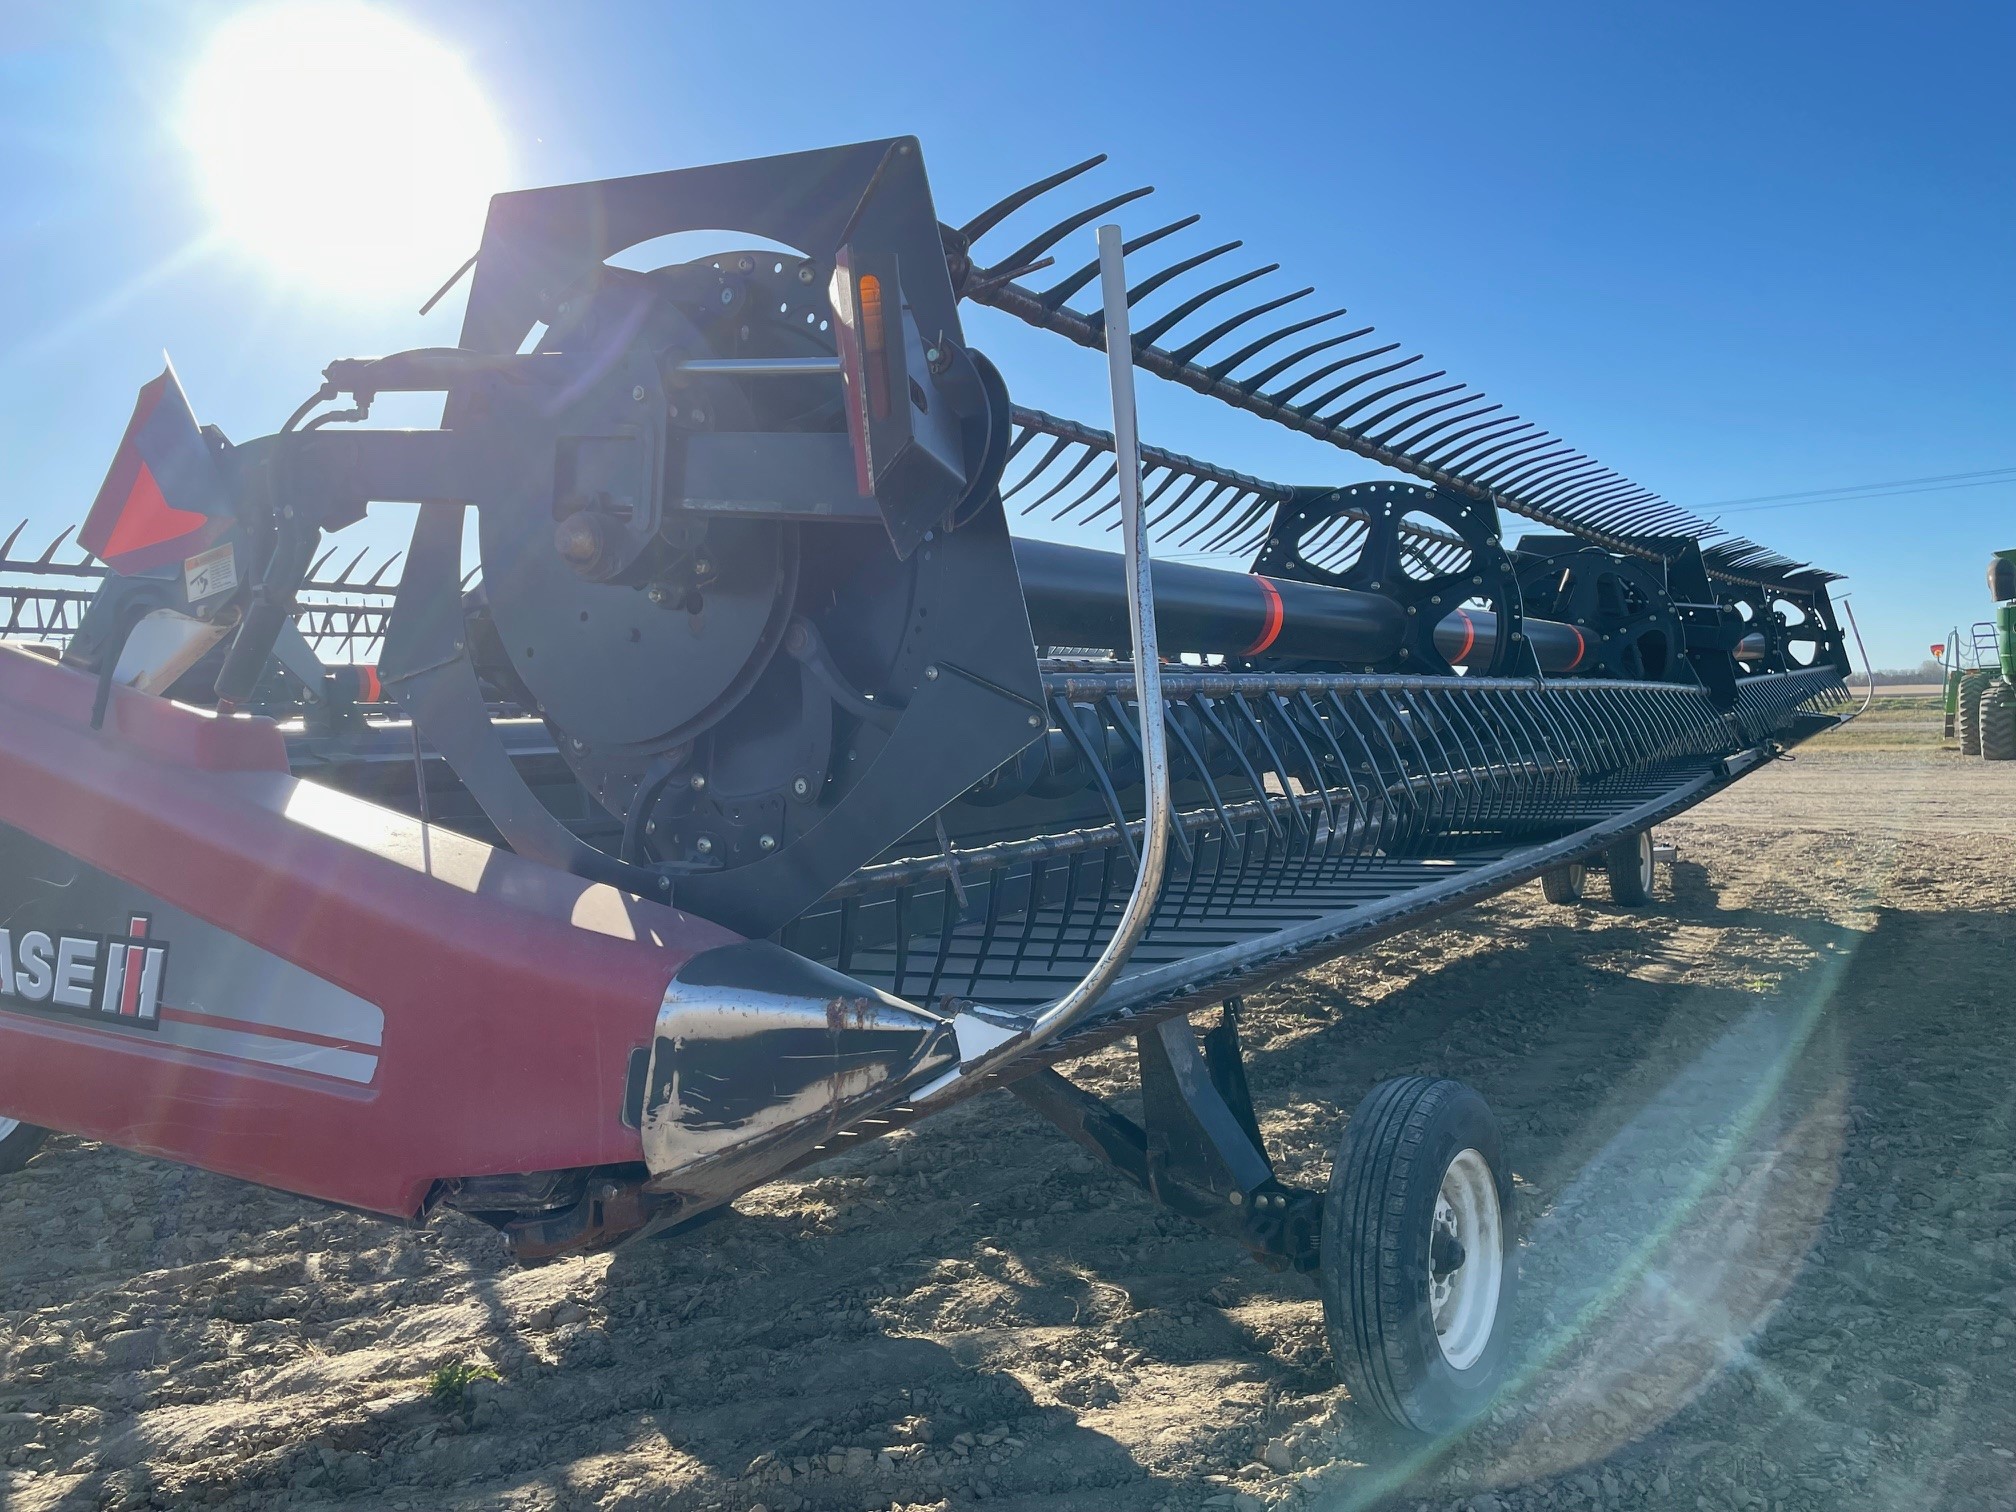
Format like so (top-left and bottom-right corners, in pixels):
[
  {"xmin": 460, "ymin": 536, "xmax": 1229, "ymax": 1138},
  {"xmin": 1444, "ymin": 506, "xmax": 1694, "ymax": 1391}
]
[{"xmin": 3, "ymin": 698, "xmax": 2013, "ymax": 1512}]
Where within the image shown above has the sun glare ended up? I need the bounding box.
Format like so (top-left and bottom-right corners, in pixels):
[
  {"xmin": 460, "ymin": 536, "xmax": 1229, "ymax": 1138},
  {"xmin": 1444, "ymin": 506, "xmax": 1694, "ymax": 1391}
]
[{"xmin": 181, "ymin": 2, "xmax": 508, "ymax": 296}]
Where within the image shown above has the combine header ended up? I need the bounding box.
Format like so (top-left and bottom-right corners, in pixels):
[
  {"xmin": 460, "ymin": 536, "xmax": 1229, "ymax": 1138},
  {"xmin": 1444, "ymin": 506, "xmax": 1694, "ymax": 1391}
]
[{"xmin": 0, "ymin": 140, "xmax": 1849, "ymax": 1431}]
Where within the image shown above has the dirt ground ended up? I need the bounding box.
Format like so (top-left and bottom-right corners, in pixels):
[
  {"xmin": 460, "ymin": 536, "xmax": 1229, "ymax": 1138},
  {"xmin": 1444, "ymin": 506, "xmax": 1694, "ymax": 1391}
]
[{"xmin": 4, "ymin": 692, "xmax": 2014, "ymax": 1512}]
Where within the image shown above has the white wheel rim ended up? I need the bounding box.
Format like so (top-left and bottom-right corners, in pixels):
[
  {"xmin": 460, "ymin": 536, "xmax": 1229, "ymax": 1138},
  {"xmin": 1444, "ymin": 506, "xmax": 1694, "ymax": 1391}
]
[
  {"xmin": 0, "ymin": 1118, "xmax": 19, "ymax": 1143},
  {"xmin": 1567, "ymin": 863, "xmax": 1585, "ymax": 890},
  {"xmin": 1429, "ymin": 1147, "xmax": 1503, "ymax": 1371},
  {"xmin": 1636, "ymin": 831, "xmax": 1655, "ymax": 891}
]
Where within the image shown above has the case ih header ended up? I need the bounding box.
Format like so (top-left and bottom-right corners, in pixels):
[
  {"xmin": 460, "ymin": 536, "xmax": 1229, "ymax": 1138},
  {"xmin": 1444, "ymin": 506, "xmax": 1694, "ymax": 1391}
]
[{"xmin": 0, "ymin": 140, "xmax": 1850, "ymax": 1430}]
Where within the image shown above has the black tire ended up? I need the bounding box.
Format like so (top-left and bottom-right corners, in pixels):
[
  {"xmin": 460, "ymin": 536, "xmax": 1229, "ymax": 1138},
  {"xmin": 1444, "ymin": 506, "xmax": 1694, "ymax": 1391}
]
[
  {"xmin": 1604, "ymin": 829, "xmax": 1655, "ymax": 906},
  {"xmin": 1320, "ymin": 1077, "xmax": 1515, "ymax": 1434},
  {"xmin": 1982, "ymin": 681, "xmax": 2016, "ymax": 763},
  {"xmin": 1960, "ymin": 670, "xmax": 1990, "ymax": 756},
  {"xmin": 0, "ymin": 1118, "xmax": 50, "ymax": 1175},
  {"xmin": 1540, "ymin": 862, "xmax": 1585, "ymax": 904}
]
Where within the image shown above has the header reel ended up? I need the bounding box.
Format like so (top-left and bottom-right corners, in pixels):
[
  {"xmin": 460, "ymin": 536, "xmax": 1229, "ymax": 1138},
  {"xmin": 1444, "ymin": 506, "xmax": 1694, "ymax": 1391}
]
[
  {"xmin": 43, "ymin": 137, "xmax": 1850, "ymax": 951},
  {"xmin": 0, "ymin": 134, "xmax": 1857, "ymax": 1297}
]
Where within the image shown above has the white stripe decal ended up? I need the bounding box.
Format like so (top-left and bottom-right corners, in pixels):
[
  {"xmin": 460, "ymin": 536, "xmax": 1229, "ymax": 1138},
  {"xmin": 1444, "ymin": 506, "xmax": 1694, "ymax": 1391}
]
[{"xmin": 152, "ymin": 1019, "xmax": 379, "ymax": 1085}]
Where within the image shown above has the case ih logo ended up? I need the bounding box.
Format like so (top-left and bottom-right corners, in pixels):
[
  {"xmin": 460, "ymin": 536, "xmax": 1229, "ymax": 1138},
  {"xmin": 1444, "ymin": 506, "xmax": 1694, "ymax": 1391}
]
[{"xmin": 0, "ymin": 916, "xmax": 168, "ymax": 1029}]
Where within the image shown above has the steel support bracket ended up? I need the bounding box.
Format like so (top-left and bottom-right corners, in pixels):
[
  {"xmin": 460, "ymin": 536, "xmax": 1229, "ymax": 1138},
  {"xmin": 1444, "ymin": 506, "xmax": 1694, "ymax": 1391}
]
[{"xmin": 1010, "ymin": 1001, "xmax": 1320, "ymax": 1271}]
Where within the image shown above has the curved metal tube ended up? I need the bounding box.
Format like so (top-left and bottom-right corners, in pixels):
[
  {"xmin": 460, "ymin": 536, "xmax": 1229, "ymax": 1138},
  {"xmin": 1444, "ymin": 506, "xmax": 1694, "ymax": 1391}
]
[{"xmin": 923, "ymin": 223, "xmax": 1172, "ymax": 1094}]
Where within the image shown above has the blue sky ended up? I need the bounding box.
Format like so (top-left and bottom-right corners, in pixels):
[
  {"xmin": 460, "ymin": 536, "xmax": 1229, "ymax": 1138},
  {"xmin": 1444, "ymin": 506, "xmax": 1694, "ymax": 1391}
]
[{"xmin": 2, "ymin": 0, "xmax": 2009, "ymax": 667}]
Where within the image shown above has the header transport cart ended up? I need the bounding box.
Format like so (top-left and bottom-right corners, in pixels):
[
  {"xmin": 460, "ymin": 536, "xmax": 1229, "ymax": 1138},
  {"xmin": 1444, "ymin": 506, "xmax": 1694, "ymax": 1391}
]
[{"xmin": 0, "ymin": 141, "xmax": 1850, "ymax": 1432}]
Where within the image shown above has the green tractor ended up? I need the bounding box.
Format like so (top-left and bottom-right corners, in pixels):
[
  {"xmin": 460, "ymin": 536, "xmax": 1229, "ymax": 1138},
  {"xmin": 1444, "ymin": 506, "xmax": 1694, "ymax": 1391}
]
[{"xmin": 1953, "ymin": 551, "xmax": 2016, "ymax": 760}]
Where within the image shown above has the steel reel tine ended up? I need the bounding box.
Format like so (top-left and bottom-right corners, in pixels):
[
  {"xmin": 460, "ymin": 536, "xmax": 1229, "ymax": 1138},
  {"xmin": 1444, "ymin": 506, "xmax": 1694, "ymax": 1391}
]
[
  {"xmin": 1422, "ymin": 419, "xmax": 1535, "ymax": 469},
  {"xmin": 1511, "ymin": 457, "xmax": 1602, "ymax": 494},
  {"xmin": 1003, "ymin": 435, "xmax": 1077, "ymax": 506},
  {"xmin": 1206, "ymin": 307, "xmax": 1347, "ymax": 381},
  {"xmin": 1002, "ymin": 437, "xmax": 1079, "ymax": 504},
  {"xmin": 1490, "ymin": 453, "xmax": 1584, "ymax": 497},
  {"xmin": 1003, "ymin": 425, "xmax": 1045, "ymax": 465},
  {"xmin": 1588, "ymin": 485, "xmax": 1659, "ymax": 515},
  {"xmin": 363, "ymin": 552, "xmax": 403, "ymax": 588},
  {"xmin": 1268, "ymin": 342, "xmax": 1402, "ymax": 408},
  {"xmin": 1427, "ymin": 418, "xmax": 1534, "ymax": 468},
  {"xmin": 1051, "ymin": 693, "xmax": 1140, "ymax": 868},
  {"xmin": 1299, "ymin": 353, "xmax": 1426, "ymax": 419},
  {"xmin": 1471, "ymin": 436, "xmax": 1567, "ymax": 479},
  {"xmin": 1142, "ymin": 480, "xmax": 1235, "ymax": 535},
  {"xmin": 1197, "ymin": 494, "xmax": 1287, "ymax": 553},
  {"xmin": 1088, "ymin": 471, "xmax": 1209, "ymax": 531},
  {"xmin": 1475, "ymin": 438, "xmax": 1569, "ymax": 483},
  {"xmin": 959, "ymin": 153, "xmax": 1109, "ymax": 244},
  {"xmin": 1377, "ymin": 398, "xmax": 1498, "ymax": 450},
  {"xmin": 986, "ymin": 185, "xmax": 1155, "ymax": 284},
  {"xmin": 1040, "ymin": 215, "xmax": 1199, "ymax": 308},
  {"xmin": 1163, "ymin": 696, "xmax": 1242, "ymax": 855},
  {"xmin": 1168, "ymin": 286, "xmax": 1312, "ymax": 366},
  {"xmin": 955, "ymin": 160, "xmax": 1819, "ymax": 563},
  {"xmin": 36, "ymin": 526, "xmax": 75, "ymax": 565},
  {"xmin": 1516, "ymin": 463, "xmax": 1608, "ymax": 505},
  {"xmin": 1169, "ymin": 488, "xmax": 1267, "ymax": 549},
  {"xmin": 1320, "ymin": 366, "xmax": 1448, "ymax": 427},
  {"xmin": 1132, "ymin": 262, "xmax": 1280, "ymax": 350},
  {"xmin": 1550, "ymin": 477, "xmax": 1638, "ymax": 509},
  {"xmin": 1, "ymin": 521, "xmax": 27, "ymax": 559},
  {"xmin": 1021, "ymin": 447, "xmax": 1104, "ymax": 514},
  {"xmin": 1084, "ymin": 240, "xmax": 1243, "ymax": 334},
  {"xmin": 1123, "ymin": 239, "xmax": 1242, "ymax": 308},
  {"xmin": 1157, "ymin": 479, "xmax": 1264, "ymax": 541},
  {"xmin": 1239, "ymin": 326, "xmax": 1378, "ymax": 395},
  {"xmin": 1128, "ymin": 464, "xmax": 1181, "ymax": 511},
  {"xmin": 1134, "ymin": 465, "xmax": 1194, "ymax": 515},
  {"xmin": 1051, "ymin": 461, "xmax": 1120, "ymax": 522},
  {"xmin": 1101, "ymin": 693, "xmax": 1192, "ymax": 866},
  {"xmin": 333, "ymin": 548, "xmax": 370, "ymax": 585},
  {"xmin": 1345, "ymin": 382, "xmax": 1465, "ymax": 438},
  {"xmin": 1410, "ymin": 411, "xmax": 1517, "ymax": 464},
  {"xmin": 1613, "ymin": 498, "xmax": 1681, "ymax": 532},
  {"xmin": 1082, "ymin": 460, "xmax": 1189, "ymax": 529}
]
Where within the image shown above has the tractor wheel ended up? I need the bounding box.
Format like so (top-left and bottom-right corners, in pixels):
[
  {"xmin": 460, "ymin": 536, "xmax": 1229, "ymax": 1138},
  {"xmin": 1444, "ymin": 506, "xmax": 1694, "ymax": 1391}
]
[
  {"xmin": 1540, "ymin": 863, "xmax": 1585, "ymax": 904},
  {"xmin": 0, "ymin": 1118, "xmax": 50, "ymax": 1175},
  {"xmin": 1982, "ymin": 680, "xmax": 2016, "ymax": 762},
  {"xmin": 1320, "ymin": 1077, "xmax": 1514, "ymax": 1434},
  {"xmin": 1604, "ymin": 829, "xmax": 1656, "ymax": 906},
  {"xmin": 1960, "ymin": 671, "xmax": 1990, "ymax": 756}
]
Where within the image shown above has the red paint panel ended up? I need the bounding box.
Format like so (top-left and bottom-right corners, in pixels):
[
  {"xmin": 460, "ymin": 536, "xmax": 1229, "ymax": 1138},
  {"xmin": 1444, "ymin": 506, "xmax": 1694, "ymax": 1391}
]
[
  {"xmin": 0, "ymin": 648, "xmax": 740, "ymax": 1217},
  {"xmin": 98, "ymin": 461, "xmax": 208, "ymax": 562}
]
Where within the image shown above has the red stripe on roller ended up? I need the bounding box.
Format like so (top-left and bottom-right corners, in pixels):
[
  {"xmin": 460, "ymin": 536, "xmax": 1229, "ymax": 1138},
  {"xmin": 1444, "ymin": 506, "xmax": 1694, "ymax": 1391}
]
[
  {"xmin": 1242, "ymin": 577, "xmax": 1286, "ymax": 656},
  {"xmin": 1565, "ymin": 625, "xmax": 1586, "ymax": 672},
  {"xmin": 1451, "ymin": 609, "xmax": 1476, "ymax": 665},
  {"xmin": 358, "ymin": 665, "xmax": 381, "ymax": 703}
]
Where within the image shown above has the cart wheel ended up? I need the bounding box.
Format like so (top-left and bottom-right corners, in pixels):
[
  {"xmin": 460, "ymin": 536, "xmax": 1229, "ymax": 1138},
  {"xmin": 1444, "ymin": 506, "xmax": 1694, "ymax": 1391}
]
[
  {"xmin": 0, "ymin": 1118, "xmax": 49, "ymax": 1175},
  {"xmin": 1604, "ymin": 829, "xmax": 1655, "ymax": 905},
  {"xmin": 1540, "ymin": 862, "xmax": 1585, "ymax": 904},
  {"xmin": 1320, "ymin": 1077, "xmax": 1514, "ymax": 1434}
]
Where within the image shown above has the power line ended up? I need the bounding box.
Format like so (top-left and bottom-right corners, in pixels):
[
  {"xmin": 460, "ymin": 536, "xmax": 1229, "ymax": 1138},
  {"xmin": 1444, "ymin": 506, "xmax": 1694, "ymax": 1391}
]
[
  {"xmin": 1697, "ymin": 466, "xmax": 2016, "ymax": 510},
  {"xmin": 1713, "ymin": 475, "xmax": 2016, "ymax": 516}
]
